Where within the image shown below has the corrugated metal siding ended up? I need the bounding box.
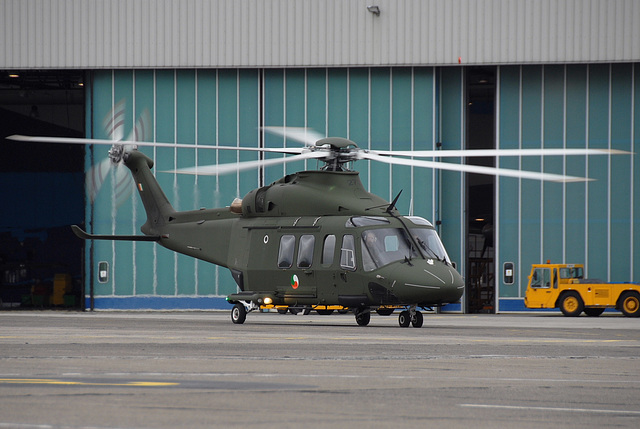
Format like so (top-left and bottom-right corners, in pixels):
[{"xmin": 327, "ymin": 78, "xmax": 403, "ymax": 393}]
[{"xmin": 2, "ymin": 0, "xmax": 640, "ymax": 69}]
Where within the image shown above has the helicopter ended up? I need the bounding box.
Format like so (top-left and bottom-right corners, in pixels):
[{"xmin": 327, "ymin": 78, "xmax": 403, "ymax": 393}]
[{"xmin": 8, "ymin": 115, "xmax": 627, "ymax": 327}]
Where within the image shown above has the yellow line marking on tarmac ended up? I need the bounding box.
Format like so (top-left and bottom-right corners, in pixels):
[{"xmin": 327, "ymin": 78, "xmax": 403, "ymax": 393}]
[{"xmin": 0, "ymin": 378, "xmax": 178, "ymax": 387}]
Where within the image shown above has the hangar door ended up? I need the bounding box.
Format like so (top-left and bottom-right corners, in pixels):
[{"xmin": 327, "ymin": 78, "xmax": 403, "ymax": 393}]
[
  {"xmin": 496, "ymin": 64, "xmax": 640, "ymax": 311},
  {"xmin": 85, "ymin": 68, "xmax": 444, "ymax": 310}
]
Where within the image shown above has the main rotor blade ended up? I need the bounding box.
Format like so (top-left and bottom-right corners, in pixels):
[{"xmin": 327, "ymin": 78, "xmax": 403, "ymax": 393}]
[
  {"xmin": 262, "ymin": 126, "xmax": 326, "ymax": 147},
  {"xmin": 373, "ymin": 148, "xmax": 632, "ymax": 158},
  {"xmin": 361, "ymin": 152, "xmax": 592, "ymax": 183},
  {"xmin": 7, "ymin": 135, "xmax": 305, "ymax": 154},
  {"xmin": 167, "ymin": 151, "xmax": 326, "ymax": 176}
]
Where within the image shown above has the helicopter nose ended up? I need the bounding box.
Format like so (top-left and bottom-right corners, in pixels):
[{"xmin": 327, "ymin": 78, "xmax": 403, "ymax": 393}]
[{"xmin": 387, "ymin": 259, "xmax": 465, "ymax": 304}]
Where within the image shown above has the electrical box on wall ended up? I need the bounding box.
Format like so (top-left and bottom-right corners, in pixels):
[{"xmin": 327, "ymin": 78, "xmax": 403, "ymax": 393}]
[
  {"xmin": 503, "ymin": 262, "xmax": 514, "ymax": 285},
  {"xmin": 98, "ymin": 261, "xmax": 109, "ymax": 283}
]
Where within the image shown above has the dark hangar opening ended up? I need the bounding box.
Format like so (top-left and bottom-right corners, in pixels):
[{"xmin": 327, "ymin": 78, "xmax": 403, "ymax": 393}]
[
  {"xmin": 465, "ymin": 66, "xmax": 496, "ymax": 314},
  {"xmin": 0, "ymin": 70, "xmax": 85, "ymax": 309}
]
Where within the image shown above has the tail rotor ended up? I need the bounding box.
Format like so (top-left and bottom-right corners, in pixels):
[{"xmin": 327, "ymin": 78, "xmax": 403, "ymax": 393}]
[{"xmin": 86, "ymin": 102, "xmax": 150, "ymax": 206}]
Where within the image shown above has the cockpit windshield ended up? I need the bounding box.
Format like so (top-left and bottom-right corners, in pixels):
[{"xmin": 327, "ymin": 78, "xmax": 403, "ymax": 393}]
[
  {"xmin": 360, "ymin": 227, "xmax": 451, "ymax": 271},
  {"xmin": 361, "ymin": 228, "xmax": 416, "ymax": 271},
  {"xmin": 410, "ymin": 228, "xmax": 451, "ymax": 264}
]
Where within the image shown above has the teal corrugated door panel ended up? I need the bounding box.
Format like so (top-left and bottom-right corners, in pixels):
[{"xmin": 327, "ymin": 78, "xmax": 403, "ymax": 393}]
[
  {"xmin": 238, "ymin": 70, "xmax": 260, "ymax": 201},
  {"xmin": 520, "ymin": 66, "xmax": 543, "ymax": 280},
  {"xmin": 412, "ymin": 67, "xmax": 436, "ymax": 221},
  {"xmin": 438, "ymin": 67, "xmax": 464, "ymax": 268},
  {"xmin": 369, "ymin": 68, "xmax": 392, "ymax": 201},
  {"xmin": 391, "ymin": 68, "xmax": 413, "ymax": 215},
  {"xmin": 498, "ymin": 66, "xmax": 521, "ymax": 297},
  {"xmin": 542, "ymin": 65, "xmax": 565, "ymax": 265},
  {"xmin": 609, "ymin": 63, "xmax": 633, "ymax": 283},
  {"xmin": 194, "ymin": 70, "xmax": 218, "ymax": 296},
  {"xmin": 564, "ymin": 65, "xmax": 588, "ymax": 266},
  {"xmin": 327, "ymin": 69, "xmax": 348, "ymax": 139},
  {"xmin": 284, "ymin": 69, "xmax": 307, "ymax": 174},
  {"xmin": 635, "ymin": 64, "xmax": 640, "ymax": 282},
  {"xmin": 151, "ymin": 70, "xmax": 177, "ymax": 296},
  {"xmin": 587, "ymin": 64, "xmax": 610, "ymax": 280},
  {"xmin": 132, "ymin": 70, "xmax": 157, "ymax": 296},
  {"xmin": 215, "ymin": 69, "xmax": 241, "ymax": 219},
  {"xmin": 349, "ymin": 68, "xmax": 370, "ymax": 189},
  {"xmin": 263, "ymin": 69, "xmax": 286, "ymax": 185},
  {"xmin": 175, "ymin": 70, "xmax": 197, "ymax": 295}
]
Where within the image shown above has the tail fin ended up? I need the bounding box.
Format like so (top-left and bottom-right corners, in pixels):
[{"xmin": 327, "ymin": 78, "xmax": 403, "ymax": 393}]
[{"xmin": 123, "ymin": 150, "xmax": 176, "ymax": 236}]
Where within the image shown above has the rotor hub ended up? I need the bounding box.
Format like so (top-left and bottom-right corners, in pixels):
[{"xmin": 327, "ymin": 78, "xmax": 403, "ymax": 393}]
[{"xmin": 313, "ymin": 138, "xmax": 360, "ymax": 171}]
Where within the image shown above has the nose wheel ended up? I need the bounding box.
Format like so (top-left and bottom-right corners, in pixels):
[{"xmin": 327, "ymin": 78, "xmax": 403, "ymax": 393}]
[{"xmin": 398, "ymin": 307, "xmax": 423, "ymax": 328}]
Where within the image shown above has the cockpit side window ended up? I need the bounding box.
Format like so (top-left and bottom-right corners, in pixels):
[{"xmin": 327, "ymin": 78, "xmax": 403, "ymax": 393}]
[
  {"xmin": 340, "ymin": 235, "xmax": 356, "ymax": 271},
  {"xmin": 278, "ymin": 235, "xmax": 295, "ymax": 269}
]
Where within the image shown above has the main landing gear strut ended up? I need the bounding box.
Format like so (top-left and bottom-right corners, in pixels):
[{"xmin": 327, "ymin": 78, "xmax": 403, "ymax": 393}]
[
  {"xmin": 354, "ymin": 306, "xmax": 423, "ymax": 327},
  {"xmin": 398, "ymin": 306, "xmax": 423, "ymax": 328}
]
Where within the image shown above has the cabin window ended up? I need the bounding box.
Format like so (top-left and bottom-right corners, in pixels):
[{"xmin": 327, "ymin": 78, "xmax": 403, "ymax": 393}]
[
  {"xmin": 278, "ymin": 235, "xmax": 295, "ymax": 269},
  {"xmin": 560, "ymin": 267, "xmax": 583, "ymax": 279},
  {"xmin": 530, "ymin": 268, "xmax": 551, "ymax": 289},
  {"xmin": 297, "ymin": 235, "xmax": 315, "ymax": 268},
  {"xmin": 322, "ymin": 235, "xmax": 336, "ymax": 266},
  {"xmin": 340, "ymin": 234, "xmax": 356, "ymax": 271}
]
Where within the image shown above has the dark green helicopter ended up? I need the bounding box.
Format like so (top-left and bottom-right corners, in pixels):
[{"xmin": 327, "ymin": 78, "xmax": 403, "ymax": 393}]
[{"xmin": 9, "ymin": 119, "xmax": 624, "ymax": 327}]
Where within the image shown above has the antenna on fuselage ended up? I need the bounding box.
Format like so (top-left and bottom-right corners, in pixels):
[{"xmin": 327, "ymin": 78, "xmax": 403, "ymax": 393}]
[{"xmin": 386, "ymin": 190, "xmax": 403, "ymax": 214}]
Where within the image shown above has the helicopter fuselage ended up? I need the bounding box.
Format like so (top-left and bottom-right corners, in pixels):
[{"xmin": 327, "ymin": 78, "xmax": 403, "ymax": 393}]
[{"xmin": 117, "ymin": 149, "xmax": 465, "ymax": 326}]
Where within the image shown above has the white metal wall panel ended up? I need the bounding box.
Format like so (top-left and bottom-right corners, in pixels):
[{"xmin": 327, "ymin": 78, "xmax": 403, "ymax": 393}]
[{"xmin": 2, "ymin": 0, "xmax": 640, "ymax": 69}]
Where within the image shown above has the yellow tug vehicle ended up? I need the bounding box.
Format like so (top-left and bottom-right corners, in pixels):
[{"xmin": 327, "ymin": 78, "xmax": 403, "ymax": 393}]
[{"xmin": 524, "ymin": 263, "xmax": 640, "ymax": 317}]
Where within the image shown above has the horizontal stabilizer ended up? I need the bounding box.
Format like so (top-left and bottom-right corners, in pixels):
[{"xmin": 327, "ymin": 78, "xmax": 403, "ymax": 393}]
[{"xmin": 71, "ymin": 225, "xmax": 160, "ymax": 242}]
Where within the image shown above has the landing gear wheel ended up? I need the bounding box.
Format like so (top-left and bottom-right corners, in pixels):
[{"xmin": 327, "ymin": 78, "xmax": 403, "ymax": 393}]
[
  {"xmin": 584, "ymin": 308, "xmax": 605, "ymax": 317},
  {"xmin": 376, "ymin": 308, "xmax": 394, "ymax": 316},
  {"xmin": 559, "ymin": 291, "xmax": 584, "ymax": 317},
  {"xmin": 411, "ymin": 311, "xmax": 424, "ymax": 328},
  {"xmin": 398, "ymin": 310, "xmax": 411, "ymax": 327},
  {"xmin": 619, "ymin": 292, "xmax": 640, "ymax": 317},
  {"xmin": 231, "ymin": 303, "xmax": 247, "ymax": 324},
  {"xmin": 355, "ymin": 311, "xmax": 371, "ymax": 326}
]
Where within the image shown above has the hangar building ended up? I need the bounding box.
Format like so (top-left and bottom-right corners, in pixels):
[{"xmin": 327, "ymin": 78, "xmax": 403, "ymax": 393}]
[{"xmin": 1, "ymin": 0, "xmax": 639, "ymax": 313}]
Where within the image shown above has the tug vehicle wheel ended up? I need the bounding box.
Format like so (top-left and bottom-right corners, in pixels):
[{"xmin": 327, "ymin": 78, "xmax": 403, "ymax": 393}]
[
  {"xmin": 619, "ymin": 292, "xmax": 640, "ymax": 317},
  {"xmin": 559, "ymin": 292, "xmax": 584, "ymax": 317}
]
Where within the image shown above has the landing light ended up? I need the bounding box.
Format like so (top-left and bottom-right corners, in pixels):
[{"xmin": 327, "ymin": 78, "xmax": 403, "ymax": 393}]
[{"xmin": 263, "ymin": 297, "xmax": 273, "ymax": 305}]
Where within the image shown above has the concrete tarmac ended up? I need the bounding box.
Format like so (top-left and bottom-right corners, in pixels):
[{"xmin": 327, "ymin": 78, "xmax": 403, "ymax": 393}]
[{"xmin": 1, "ymin": 310, "xmax": 639, "ymax": 428}]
